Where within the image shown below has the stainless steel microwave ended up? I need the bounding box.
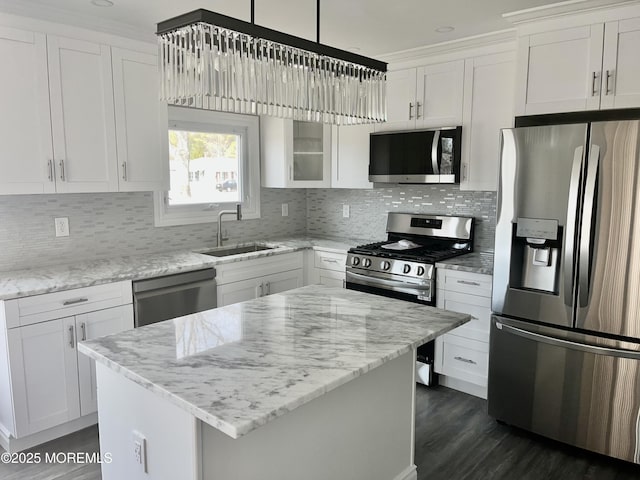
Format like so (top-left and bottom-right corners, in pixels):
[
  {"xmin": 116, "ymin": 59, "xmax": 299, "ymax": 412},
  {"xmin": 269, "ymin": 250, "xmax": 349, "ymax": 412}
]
[{"xmin": 369, "ymin": 127, "xmax": 462, "ymax": 184}]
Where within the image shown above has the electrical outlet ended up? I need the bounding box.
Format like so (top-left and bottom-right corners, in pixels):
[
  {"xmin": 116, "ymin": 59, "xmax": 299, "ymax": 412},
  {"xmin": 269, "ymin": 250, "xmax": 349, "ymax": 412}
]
[
  {"xmin": 281, "ymin": 203, "xmax": 289, "ymax": 217},
  {"xmin": 342, "ymin": 204, "xmax": 350, "ymax": 218},
  {"xmin": 132, "ymin": 431, "xmax": 147, "ymax": 473},
  {"xmin": 54, "ymin": 217, "xmax": 69, "ymax": 237}
]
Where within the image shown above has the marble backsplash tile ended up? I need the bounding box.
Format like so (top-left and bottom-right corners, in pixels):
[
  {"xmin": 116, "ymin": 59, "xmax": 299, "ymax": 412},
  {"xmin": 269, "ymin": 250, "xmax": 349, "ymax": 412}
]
[{"xmin": 306, "ymin": 185, "xmax": 497, "ymax": 252}]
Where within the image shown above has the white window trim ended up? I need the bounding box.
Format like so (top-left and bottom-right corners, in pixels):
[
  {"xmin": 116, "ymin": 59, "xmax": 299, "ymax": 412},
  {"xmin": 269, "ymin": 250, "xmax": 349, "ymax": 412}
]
[{"xmin": 154, "ymin": 106, "xmax": 260, "ymax": 227}]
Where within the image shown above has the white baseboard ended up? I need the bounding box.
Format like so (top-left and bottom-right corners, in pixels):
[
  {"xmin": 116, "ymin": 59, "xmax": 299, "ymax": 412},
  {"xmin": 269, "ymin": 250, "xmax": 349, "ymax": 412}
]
[
  {"xmin": 0, "ymin": 414, "xmax": 97, "ymax": 453},
  {"xmin": 438, "ymin": 375, "xmax": 487, "ymax": 399},
  {"xmin": 393, "ymin": 465, "xmax": 418, "ymax": 480}
]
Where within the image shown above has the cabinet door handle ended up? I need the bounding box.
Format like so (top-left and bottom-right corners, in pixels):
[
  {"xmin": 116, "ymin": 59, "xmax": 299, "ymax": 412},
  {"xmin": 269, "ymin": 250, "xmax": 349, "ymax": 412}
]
[
  {"xmin": 257, "ymin": 283, "xmax": 264, "ymax": 297},
  {"xmin": 289, "ymin": 165, "xmax": 293, "ymax": 181},
  {"xmin": 457, "ymin": 280, "xmax": 481, "ymax": 287},
  {"xmin": 591, "ymin": 71, "xmax": 599, "ymax": 96},
  {"xmin": 462, "ymin": 163, "xmax": 468, "ymax": 181},
  {"xmin": 265, "ymin": 282, "xmax": 271, "ymax": 295},
  {"xmin": 416, "ymin": 101, "xmax": 422, "ymax": 119},
  {"xmin": 47, "ymin": 160, "xmax": 54, "ymax": 182},
  {"xmin": 408, "ymin": 102, "xmax": 414, "ymax": 120},
  {"xmin": 122, "ymin": 162, "xmax": 127, "ymax": 181},
  {"xmin": 605, "ymin": 69, "xmax": 614, "ymax": 95},
  {"xmin": 63, "ymin": 297, "xmax": 89, "ymax": 306},
  {"xmin": 454, "ymin": 356, "xmax": 477, "ymax": 365},
  {"xmin": 59, "ymin": 159, "xmax": 66, "ymax": 181},
  {"xmin": 69, "ymin": 326, "xmax": 75, "ymax": 348},
  {"xmin": 80, "ymin": 322, "xmax": 87, "ymax": 342}
]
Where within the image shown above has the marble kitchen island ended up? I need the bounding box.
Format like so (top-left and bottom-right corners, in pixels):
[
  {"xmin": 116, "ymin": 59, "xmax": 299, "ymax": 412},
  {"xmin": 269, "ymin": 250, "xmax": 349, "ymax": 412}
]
[{"xmin": 78, "ymin": 285, "xmax": 470, "ymax": 480}]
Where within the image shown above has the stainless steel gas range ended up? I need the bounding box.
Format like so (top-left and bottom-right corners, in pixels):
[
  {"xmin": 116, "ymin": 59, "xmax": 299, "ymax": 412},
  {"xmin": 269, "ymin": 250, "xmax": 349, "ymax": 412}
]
[{"xmin": 345, "ymin": 213, "xmax": 475, "ymax": 306}]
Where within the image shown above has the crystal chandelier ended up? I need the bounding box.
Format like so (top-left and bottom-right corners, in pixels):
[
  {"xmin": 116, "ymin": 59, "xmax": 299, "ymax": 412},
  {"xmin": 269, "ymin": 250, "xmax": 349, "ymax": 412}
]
[{"xmin": 156, "ymin": 2, "xmax": 387, "ymax": 125}]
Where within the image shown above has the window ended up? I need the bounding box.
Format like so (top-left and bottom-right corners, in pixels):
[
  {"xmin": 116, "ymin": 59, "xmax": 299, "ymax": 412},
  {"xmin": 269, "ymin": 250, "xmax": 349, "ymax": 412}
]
[{"xmin": 154, "ymin": 106, "xmax": 260, "ymax": 226}]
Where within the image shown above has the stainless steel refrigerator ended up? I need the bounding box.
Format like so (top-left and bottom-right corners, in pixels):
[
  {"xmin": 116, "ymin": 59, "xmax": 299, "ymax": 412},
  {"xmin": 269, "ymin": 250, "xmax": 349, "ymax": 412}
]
[{"xmin": 489, "ymin": 120, "xmax": 640, "ymax": 464}]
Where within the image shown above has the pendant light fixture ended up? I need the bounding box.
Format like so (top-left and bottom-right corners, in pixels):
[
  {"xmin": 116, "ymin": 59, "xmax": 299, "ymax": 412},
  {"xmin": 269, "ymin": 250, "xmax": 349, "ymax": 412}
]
[{"xmin": 156, "ymin": 0, "xmax": 387, "ymax": 124}]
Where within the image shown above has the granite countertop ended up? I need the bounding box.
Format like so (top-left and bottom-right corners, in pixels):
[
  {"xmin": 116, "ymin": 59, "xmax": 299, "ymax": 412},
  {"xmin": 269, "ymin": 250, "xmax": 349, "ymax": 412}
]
[
  {"xmin": 435, "ymin": 252, "xmax": 494, "ymax": 275},
  {"xmin": 0, "ymin": 236, "xmax": 368, "ymax": 301},
  {"xmin": 78, "ymin": 285, "xmax": 470, "ymax": 439}
]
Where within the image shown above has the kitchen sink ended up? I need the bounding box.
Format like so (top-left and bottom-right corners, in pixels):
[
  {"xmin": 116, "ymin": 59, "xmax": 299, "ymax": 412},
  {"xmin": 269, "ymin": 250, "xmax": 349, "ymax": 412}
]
[{"xmin": 200, "ymin": 244, "xmax": 275, "ymax": 257}]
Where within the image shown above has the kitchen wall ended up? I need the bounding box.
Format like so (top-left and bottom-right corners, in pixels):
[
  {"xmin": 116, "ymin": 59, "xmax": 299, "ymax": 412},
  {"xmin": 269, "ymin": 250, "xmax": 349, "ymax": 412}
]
[
  {"xmin": 0, "ymin": 189, "xmax": 307, "ymax": 272},
  {"xmin": 307, "ymin": 185, "xmax": 497, "ymax": 252}
]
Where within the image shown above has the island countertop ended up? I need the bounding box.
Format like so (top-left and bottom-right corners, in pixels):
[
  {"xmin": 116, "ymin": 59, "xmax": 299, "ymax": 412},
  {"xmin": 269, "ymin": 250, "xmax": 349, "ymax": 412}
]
[{"xmin": 79, "ymin": 285, "xmax": 470, "ymax": 440}]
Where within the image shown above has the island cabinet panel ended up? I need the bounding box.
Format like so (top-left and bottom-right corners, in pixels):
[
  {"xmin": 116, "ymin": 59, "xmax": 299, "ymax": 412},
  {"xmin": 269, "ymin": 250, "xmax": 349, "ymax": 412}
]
[
  {"xmin": 96, "ymin": 363, "xmax": 200, "ymax": 480},
  {"xmin": 199, "ymin": 350, "xmax": 416, "ymax": 480}
]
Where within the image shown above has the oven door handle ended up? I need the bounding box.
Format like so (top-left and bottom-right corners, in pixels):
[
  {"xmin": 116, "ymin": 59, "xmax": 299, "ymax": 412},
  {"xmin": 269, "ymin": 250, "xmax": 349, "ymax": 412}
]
[{"xmin": 346, "ymin": 271, "xmax": 431, "ymax": 291}]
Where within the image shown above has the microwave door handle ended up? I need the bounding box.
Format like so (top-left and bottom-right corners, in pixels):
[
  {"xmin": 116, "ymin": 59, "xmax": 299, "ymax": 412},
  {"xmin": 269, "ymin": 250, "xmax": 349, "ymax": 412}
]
[
  {"xmin": 431, "ymin": 130, "xmax": 440, "ymax": 175},
  {"xmin": 564, "ymin": 146, "xmax": 584, "ymax": 307},
  {"xmin": 579, "ymin": 145, "xmax": 599, "ymax": 307}
]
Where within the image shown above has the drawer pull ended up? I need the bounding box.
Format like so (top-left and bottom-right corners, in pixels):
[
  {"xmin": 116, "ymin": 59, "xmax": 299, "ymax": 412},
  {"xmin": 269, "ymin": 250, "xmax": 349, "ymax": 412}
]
[
  {"xmin": 454, "ymin": 356, "xmax": 477, "ymax": 365},
  {"xmin": 323, "ymin": 259, "xmax": 340, "ymax": 264},
  {"xmin": 63, "ymin": 297, "xmax": 89, "ymax": 306},
  {"xmin": 457, "ymin": 280, "xmax": 481, "ymax": 287}
]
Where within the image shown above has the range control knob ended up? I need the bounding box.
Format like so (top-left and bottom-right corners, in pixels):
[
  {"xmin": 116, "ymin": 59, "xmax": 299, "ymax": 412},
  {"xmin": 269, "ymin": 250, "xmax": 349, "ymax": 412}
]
[
  {"xmin": 363, "ymin": 258, "xmax": 372, "ymax": 268},
  {"xmin": 403, "ymin": 264, "xmax": 412, "ymax": 274},
  {"xmin": 416, "ymin": 266, "xmax": 425, "ymax": 276},
  {"xmin": 380, "ymin": 260, "xmax": 391, "ymax": 271},
  {"xmin": 351, "ymin": 257, "xmax": 360, "ymax": 266}
]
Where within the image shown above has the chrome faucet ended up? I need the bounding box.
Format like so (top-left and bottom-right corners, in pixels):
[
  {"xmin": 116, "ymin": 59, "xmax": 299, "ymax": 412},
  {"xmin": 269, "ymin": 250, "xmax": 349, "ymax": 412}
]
[{"xmin": 217, "ymin": 204, "xmax": 242, "ymax": 247}]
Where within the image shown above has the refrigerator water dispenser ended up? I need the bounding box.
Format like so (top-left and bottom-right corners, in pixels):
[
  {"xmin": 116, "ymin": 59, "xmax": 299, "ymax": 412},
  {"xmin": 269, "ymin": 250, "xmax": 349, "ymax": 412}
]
[{"xmin": 512, "ymin": 218, "xmax": 561, "ymax": 294}]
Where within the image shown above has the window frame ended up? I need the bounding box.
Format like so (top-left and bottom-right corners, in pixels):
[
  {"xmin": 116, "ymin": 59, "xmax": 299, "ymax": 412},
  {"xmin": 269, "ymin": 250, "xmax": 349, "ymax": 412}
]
[{"xmin": 154, "ymin": 106, "xmax": 260, "ymax": 227}]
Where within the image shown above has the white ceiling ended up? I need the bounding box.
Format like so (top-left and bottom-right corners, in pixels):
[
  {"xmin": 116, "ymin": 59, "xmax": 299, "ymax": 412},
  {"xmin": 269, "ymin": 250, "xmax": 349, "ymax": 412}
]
[{"xmin": 0, "ymin": 0, "xmax": 587, "ymax": 55}]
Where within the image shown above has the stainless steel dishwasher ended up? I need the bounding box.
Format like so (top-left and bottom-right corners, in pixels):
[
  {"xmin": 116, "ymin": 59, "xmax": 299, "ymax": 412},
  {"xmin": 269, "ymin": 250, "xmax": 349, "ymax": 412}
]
[{"xmin": 132, "ymin": 268, "xmax": 217, "ymax": 327}]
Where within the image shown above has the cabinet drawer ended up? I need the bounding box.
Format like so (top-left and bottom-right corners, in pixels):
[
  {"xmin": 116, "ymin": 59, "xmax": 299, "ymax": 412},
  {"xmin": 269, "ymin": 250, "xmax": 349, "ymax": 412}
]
[
  {"xmin": 437, "ymin": 269, "xmax": 492, "ymax": 297},
  {"xmin": 7, "ymin": 281, "xmax": 132, "ymax": 328},
  {"xmin": 436, "ymin": 289, "xmax": 491, "ymax": 342},
  {"xmin": 215, "ymin": 252, "xmax": 303, "ymax": 286},
  {"xmin": 314, "ymin": 250, "xmax": 347, "ymax": 272},
  {"xmin": 437, "ymin": 334, "xmax": 488, "ymax": 387}
]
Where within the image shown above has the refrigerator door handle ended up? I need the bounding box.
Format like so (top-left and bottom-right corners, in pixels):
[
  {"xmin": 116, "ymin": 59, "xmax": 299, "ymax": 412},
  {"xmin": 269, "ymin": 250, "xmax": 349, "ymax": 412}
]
[
  {"xmin": 496, "ymin": 321, "xmax": 640, "ymax": 360},
  {"xmin": 563, "ymin": 146, "xmax": 584, "ymax": 307},
  {"xmin": 579, "ymin": 145, "xmax": 600, "ymax": 307}
]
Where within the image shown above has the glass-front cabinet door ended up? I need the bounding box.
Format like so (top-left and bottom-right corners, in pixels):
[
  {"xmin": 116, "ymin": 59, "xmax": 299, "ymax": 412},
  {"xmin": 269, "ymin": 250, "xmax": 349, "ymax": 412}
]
[{"xmin": 260, "ymin": 117, "xmax": 331, "ymax": 188}]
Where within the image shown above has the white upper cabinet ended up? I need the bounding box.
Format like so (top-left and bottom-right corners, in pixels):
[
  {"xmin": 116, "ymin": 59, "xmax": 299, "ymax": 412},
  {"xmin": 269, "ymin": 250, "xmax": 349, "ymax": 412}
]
[
  {"xmin": 516, "ymin": 17, "xmax": 640, "ymax": 115},
  {"xmin": 0, "ymin": 27, "xmax": 54, "ymax": 195},
  {"xmin": 461, "ymin": 52, "xmax": 515, "ymax": 191},
  {"xmin": 415, "ymin": 60, "xmax": 465, "ymax": 128},
  {"xmin": 48, "ymin": 36, "xmax": 119, "ymax": 193},
  {"xmin": 382, "ymin": 69, "xmax": 418, "ymax": 130},
  {"xmin": 112, "ymin": 48, "xmax": 167, "ymax": 192},
  {"xmin": 601, "ymin": 17, "xmax": 640, "ymax": 109},
  {"xmin": 377, "ymin": 60, "xmax": 465, "ymax": 132},
  {"xmin": 261, "ymin": 117, "xmax": 331, "ymax": 188},
  {"xmin": 331, "ymin": 124, "xmax": 373, "ymax": 189}
]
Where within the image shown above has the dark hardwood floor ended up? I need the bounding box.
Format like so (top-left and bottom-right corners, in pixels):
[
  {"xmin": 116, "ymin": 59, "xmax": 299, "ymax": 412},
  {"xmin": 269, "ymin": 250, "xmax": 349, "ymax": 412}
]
[
  {"xmin": 415, "ymin": 384, "xmax": 640, "ymax": 480},
  {"xmin": 2, "ymin": 385, "xmax": 640, "ymax": 479}
]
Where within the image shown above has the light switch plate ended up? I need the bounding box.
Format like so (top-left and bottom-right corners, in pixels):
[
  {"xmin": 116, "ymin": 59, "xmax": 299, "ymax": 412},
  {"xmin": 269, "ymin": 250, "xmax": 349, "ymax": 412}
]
[
  {"xmin": 281, "ymin": 203, "xmax": 289, "ymax": 217},
  {"xmin": 342, "ymin": 204, "xmax": 350, "ymax": 218},
  {"xmin": 54, "ymin": 217, "xmax": 69, "ymax": 237}
]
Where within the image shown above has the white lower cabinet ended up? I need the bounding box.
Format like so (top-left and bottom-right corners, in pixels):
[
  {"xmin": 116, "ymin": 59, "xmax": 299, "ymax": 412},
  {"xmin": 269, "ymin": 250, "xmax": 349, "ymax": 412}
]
[
  {"xmin": 434, "ymin": 269, "xmax": 492, "ymax": 399},
  {"xmin": 307, "ymin": 249, "xmax": 347, "ymax": 287},
  {"xmin": 216, "ymin": 252, "xmax": 304, "ymax": 307},
  {"xmin": 0, "ymin": 281, "xmax": 133, "ymax": 451}
]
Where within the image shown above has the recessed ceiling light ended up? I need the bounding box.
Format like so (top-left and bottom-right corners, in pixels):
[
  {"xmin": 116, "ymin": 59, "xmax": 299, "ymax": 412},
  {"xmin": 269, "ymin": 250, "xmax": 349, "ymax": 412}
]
[
  {"xmin": 435, "ymin": 26, "xmax": 455, "ymax": 33},
  {"xmin": 91, "ymin": 0, "xmax": 114, "ymax": 7}
]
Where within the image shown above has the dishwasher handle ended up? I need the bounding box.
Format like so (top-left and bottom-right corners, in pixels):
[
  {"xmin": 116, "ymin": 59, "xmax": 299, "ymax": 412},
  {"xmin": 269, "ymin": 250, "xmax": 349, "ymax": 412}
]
[{"xmin": 133, "ymin": 268, "xmax": 216, "ymax": 294}]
